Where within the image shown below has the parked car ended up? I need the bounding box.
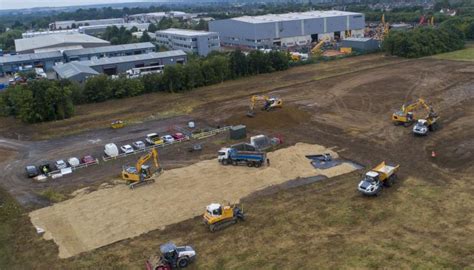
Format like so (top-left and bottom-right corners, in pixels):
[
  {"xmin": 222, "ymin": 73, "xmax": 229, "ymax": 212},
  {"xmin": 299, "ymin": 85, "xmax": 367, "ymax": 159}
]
[
  {"xmin": 55, "ymin": 159, "xmax": 68, "ymax": 170},
  {"xmin": 68, "ymin": 157, "xmax": 80, "ymax": 167},
  {"xmin": 161, "ymin": 135, "xmax": 175, "ymax": 143},
  {"xmin": 120, "ymin": 144, "xmax": 134, "ymax": 154},
  {"xmin": 145, "ymin": 133, "xmax": 163, "ymax": 145},
  {"xmin": 172, "ymin": 132, "xmax": 186, "ymax": 141},
  {"xmin": 25, "ymin": 165, "xmax": 39, "ymax": 178},
  {"xmin": 81, "ymin": 155, "xmax": 95, "ymax": 164},
  {"xmin": 132, "ymin": 140, "xmax": 146, "ymax": 149}
]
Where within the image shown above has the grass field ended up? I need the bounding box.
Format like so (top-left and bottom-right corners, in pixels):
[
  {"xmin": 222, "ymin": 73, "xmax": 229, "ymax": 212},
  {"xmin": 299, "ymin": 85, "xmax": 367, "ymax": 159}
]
[{"xmin": 433, "ymin": 46, "xmax": 474, "ymax": 61}]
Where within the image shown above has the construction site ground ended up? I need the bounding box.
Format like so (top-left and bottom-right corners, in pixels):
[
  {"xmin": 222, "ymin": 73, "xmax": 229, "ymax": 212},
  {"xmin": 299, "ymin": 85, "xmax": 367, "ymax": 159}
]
[{"xmin": 0, "ymin": 53, "xmax": 473, "ymax": 269}]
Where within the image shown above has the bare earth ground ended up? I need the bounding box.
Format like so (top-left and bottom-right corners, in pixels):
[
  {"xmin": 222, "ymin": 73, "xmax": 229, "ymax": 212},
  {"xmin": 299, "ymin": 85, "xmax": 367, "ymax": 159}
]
[
  {"xmin": 29, "ymin": 143, "xmax": 358, "ymax": 258},
  {"xmin": 1, "ymin": 53, "xmax": 474, "ymax": 269}
]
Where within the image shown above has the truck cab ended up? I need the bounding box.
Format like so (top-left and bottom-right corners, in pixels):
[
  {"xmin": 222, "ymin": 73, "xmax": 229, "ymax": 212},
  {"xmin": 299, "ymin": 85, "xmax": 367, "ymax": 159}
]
[
  {"xmin": 217, "ymin": 148, "xmax": 231, "ymax": 162},
  {"xmin": 413, "ymin": 119, "xmax": 429, "ymax": 136},
  {"xmin": 358, "ymin": 171, "xmax": 382, "ymax": 196}
]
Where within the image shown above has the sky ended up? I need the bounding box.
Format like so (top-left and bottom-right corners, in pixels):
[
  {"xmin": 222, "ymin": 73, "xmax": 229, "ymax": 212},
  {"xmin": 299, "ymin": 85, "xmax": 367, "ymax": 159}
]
[{"xmin": 0, "ymin": 0, "xmax": 150, "ymax": 10}]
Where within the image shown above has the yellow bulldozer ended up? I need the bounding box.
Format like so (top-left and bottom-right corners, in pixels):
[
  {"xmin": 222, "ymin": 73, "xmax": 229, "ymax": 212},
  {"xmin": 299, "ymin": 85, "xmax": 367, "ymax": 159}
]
[
  {"xmin": 246, "ymin": 95, "xmax": 283, "ymax": 117},
  {"xmin": 203, "ymin": 203, "xmax": 245, "ymax": 232},
  {"xmin": 122, "ymin": 148, "xmax": 162, "ymax": 189},
  {"xmin": 392, "ymin": 98, "xmax": 434, "ymax": 126}
]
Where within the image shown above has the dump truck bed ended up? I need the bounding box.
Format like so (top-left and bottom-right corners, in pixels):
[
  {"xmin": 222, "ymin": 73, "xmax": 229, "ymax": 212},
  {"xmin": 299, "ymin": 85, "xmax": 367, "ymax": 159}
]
[{"xmin": 373, "ymin": 162, "xmax": 399, "ymax": 179}]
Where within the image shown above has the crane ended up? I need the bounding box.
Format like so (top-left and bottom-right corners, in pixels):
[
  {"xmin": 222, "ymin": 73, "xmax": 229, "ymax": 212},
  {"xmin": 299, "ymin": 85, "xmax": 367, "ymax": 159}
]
[
  {"xmin": 392, "ymin": 98, "xmax": 433, "ymax": 126},
  {"xmin": 246, "ymin": 95, "xmax": 283, "ymax": 117},
  {"xmin": 122, "ymin": 148, "xmax": 162, "ymax": 189}
]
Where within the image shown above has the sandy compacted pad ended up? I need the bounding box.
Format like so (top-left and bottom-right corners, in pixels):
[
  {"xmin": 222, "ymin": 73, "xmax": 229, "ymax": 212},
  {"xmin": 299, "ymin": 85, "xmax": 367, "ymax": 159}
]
[{"xmin": 29, "ymin": 143, "xmax": 358, "ymax": 258}]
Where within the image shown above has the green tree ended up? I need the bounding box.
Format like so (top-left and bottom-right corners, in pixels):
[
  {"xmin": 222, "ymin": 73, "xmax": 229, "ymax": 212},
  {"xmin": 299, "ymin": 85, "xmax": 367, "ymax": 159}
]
[
  {"xmin": 140, "ymin": 31, "xmax": 152, "ymax": 42},
  {"xmin": 84, "ymin": 75, "xmax": 113, "ymax": 102},
  {"xmin": 229, "ymin": 50, "xmax": 248, "ymax": 78},
  {"xmin": 148, "ymin": 23, "xmax": 158, "ymax": 33}
]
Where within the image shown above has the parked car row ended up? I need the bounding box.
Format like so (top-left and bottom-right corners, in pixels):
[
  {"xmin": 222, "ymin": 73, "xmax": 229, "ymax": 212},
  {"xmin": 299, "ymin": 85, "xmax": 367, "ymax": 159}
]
[
  {"xmin": 25, "ymin": 155, "xmax": 96, "ymax": 178},
  {"xmin": 105, "ymin": 132, "xmax": 188, "ymax": 158}
]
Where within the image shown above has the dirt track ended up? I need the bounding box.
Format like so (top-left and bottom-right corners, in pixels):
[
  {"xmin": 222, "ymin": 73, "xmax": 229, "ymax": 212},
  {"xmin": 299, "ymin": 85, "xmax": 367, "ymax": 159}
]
[{"xmin": 29, "ymin": 143, "xmax": 358, "ymax": 258}]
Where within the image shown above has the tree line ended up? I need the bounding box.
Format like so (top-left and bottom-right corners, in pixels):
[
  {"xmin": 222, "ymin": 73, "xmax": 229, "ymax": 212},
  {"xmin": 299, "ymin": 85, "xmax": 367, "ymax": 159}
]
[
  {"xmin": 382, "ymin": 18, "xmax": 469, "ymax": 58},
  {"xmin": 0, "ymin": 50, "xmax": 289, "ymax": 123}
]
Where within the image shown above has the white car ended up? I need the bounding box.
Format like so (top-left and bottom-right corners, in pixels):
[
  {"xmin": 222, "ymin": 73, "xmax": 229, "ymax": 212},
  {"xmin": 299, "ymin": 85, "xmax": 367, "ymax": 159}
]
[
  {"xmin": 132, "ymin": 140, "xmax": 146, "ymax": 149},
  {"xmin": 120, "ymin": 144, "xmax": 134, "ymax": 154},
  {"xmin": 161, "ymin": 135, "xmax": 175, "ymax": 143},
  {"xmin": 55, "ymin": 160, "xmax": 68, "ymax": 170}
]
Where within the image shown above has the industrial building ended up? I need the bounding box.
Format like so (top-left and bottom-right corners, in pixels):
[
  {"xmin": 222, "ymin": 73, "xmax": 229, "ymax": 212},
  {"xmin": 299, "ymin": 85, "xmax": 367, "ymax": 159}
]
[
  {"xmin": 22, "ymin": 29, "xmax": 79, "ymax": 39},
  {"xmin": 53, "ymin": 50, "xmax": 187, "ymax": 81},
  {"xmin": 14, "ymin": 33, "xmax": 110, "ymax": 54},
  {"xmin": 49, "ymin": 18, "xmax": 125, "ymax": 30},
  {"xmin": 209, "ymin": 10, "xmax": 365, "ymax": 49},
  {"xmin": 0, "ymin": 42, "xmax": 155, "ymax": 76},
  {"xmin": 0, "ymin": 51, "xmax": 64, "ymax": 75},
  {"xmin": 156, "ymin": 28, "xmax": 220, "ymax": 56},
  {"xmin": 78, "ymin": 23, "xmax": 150, "ymax": 35},
  {"xmin": 64, "ymin": 42, "xmax": 155, "ymax": 62}
]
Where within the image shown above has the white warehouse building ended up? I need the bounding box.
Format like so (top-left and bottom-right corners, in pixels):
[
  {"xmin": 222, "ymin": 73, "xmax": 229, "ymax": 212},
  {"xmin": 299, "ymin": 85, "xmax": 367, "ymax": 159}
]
[
  {"xmin": 209, "ymin": 10, "xmax": 365, "ymax": 49},
  {"xmin": 156, "ymin": 28, "xmax": 220, "ymax": 56}
]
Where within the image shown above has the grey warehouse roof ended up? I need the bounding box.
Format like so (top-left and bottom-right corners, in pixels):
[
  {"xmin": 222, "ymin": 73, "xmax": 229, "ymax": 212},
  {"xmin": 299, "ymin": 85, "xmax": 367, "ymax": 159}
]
[
  {"xmin": 64, "ymin": 42, "xmax": 155, "ymax": 57},
  {"xmin": 0, "ymin": 51, "xmax": 63, "ymax": 64},
  {"xmin": 79, "ymin": 50, "xmax": 186, "ymax": 67},
  {"xmin": 233, "ymin": 10, "xmax": 362, "ymax": 24},
  {"xmin": 15, "ymin": 33, "xmax": 110, "ymax": 53},
  {"xmin": 53, "ymin": 62, "xmax": 99, "ymax": 79},
  {"xmin": 156, "ymin": 28, "xmax": 217, "ymax": 36}
]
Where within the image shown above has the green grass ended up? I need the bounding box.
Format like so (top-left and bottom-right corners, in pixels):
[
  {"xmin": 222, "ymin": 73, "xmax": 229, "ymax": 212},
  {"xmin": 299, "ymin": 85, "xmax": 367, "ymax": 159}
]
[
  {"xmin": 433, "ymin": 47, "xmax": 474, "ymax": 61},
  {"xmin": 39, "ymin": 188, "xmax": 66, "ymax": 203}
]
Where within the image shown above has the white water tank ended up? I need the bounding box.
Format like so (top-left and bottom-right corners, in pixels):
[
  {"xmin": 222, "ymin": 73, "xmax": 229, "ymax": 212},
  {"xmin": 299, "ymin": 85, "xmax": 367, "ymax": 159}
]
[{"xmin": 104, "ymin": 143, "xmax": 119, "ymax": 157}]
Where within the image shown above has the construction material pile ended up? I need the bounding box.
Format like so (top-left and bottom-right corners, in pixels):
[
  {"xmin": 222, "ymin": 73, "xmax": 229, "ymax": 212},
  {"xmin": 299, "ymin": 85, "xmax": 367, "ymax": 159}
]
[{"xmin": 29, "ymin": 143, "xmax": 358, "ymax": 258}]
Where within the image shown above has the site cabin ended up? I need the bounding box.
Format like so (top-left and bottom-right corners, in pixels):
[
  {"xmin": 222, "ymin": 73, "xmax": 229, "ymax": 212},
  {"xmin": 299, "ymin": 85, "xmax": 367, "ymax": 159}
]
[
  {"xmin": 358, "ymin": 162, "xmax": 399, "ymax": 196},
  {"xmin": 218, "ymin": 147, "xmax": 266, "ymax": 167}
]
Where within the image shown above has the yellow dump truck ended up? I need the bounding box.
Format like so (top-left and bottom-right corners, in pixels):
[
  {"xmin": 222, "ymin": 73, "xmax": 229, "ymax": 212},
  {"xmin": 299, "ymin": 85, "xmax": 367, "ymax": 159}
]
[{"xmin": 358, "ymin": 162, "xmax": 399, "ymax": 196}]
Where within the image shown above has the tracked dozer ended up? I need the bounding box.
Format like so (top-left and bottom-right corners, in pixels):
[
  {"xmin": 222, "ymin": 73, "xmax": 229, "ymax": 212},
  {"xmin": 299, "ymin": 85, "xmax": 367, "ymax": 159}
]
[{"xmin": 203, "ymin": 203, "xmax": 245, "ymax": 232}]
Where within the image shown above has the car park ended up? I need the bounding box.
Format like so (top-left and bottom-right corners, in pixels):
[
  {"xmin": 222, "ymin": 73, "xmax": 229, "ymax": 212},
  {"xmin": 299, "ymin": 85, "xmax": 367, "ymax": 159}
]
[
  {"xmin": 132, "ymin": 141, "xmax": 146, "ymax": 149},
  {"xmin": 81, "ymin": 155, "xmax": 95, "ymax": 164},
  {"xmin": 120, "ymin": 144, "xmax": 134, "ymax": 154},
  {"xmin": 55, "ymin": 160, "xmax": 68, "ymax": 170},
  {"xmin": 25, "ymin": 165, "xmax": 39, "ymax": 178},
  {"xmin": 161, "ymin": 135, "xmax": 175, "ymax": 143}
]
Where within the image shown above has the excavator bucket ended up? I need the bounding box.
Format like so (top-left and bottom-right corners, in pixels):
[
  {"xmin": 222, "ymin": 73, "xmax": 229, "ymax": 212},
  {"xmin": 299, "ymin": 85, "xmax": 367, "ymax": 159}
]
[{"xmin": 246, "ymin": 111, "xmax": 255, "ymax": 118}]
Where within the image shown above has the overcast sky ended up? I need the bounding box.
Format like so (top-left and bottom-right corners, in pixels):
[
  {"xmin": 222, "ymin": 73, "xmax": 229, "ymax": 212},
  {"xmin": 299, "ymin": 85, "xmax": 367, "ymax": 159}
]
[{"xmin": 0, "ymin": 0, "xmax": 150, "ymax": 10}]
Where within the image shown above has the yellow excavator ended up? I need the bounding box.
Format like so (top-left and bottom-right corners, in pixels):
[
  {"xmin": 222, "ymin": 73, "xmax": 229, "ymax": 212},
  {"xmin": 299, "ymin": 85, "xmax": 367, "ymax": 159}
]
[
  {"xmin": 203, "ymin": 203, "xmax": 245, "ymax": 232},
  {"xmin": 392, "ymin": 98, "xmax": 433, "ymax": 126},
  {"xmin": 122, "ymin": 148, "xmax": 162, "ymax": 189},
  {"xmin": 311, "ymin": 38, "xmax": 329, "ymax": 56},
  {"xmin": 246, "ymin": 95, "xmax": 283, "ymax": 117}
]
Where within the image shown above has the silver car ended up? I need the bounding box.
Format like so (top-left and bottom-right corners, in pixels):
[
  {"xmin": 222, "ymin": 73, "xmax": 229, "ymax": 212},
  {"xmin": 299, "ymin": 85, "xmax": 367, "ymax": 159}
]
[{"xmin": 132, "ymin": 140, "xmax": 146, "ymax": 149}]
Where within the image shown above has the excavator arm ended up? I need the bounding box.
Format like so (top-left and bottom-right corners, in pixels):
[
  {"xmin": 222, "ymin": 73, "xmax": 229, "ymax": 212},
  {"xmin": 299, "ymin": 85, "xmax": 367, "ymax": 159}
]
[
  {"xmin": 135, "ymin": 148, "xmax": 160, "ymax": 173},
  {"xmin": 311, "ymin": 38, "xmax": 328, "ymax": 55}
]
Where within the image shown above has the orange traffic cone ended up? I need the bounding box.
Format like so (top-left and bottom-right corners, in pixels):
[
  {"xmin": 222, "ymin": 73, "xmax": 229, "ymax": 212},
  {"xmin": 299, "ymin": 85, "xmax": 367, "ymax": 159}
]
[{"xmin": 431, "ymin": 151, "xmax": 436, "ymax": 158}]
